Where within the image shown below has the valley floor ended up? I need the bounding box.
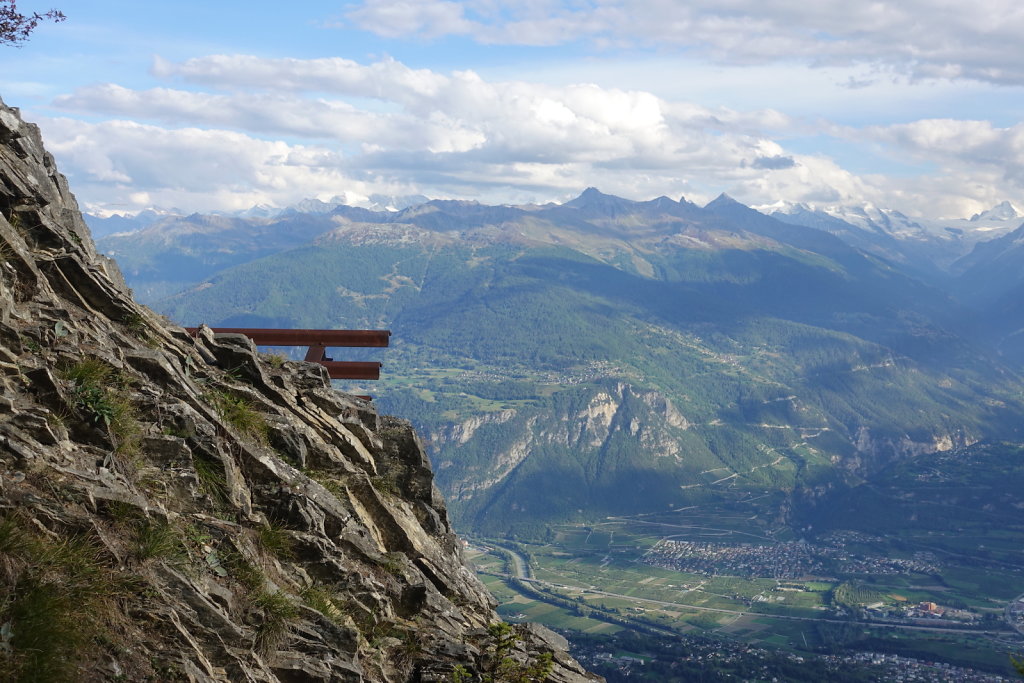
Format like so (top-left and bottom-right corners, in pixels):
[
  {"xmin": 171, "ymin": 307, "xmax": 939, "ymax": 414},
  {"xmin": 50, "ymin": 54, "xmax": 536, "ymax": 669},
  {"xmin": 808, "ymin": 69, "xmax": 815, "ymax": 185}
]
[{"xmin": 465, "ymin": 503, "xmax": 1024, "ymax": 680}]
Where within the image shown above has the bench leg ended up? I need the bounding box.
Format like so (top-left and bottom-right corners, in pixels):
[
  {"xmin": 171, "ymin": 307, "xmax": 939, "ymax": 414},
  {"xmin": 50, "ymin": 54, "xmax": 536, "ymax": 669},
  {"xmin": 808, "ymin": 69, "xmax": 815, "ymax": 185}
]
[{"xmin": 304, "ymin": 346, "xmax": 333, "ymax": 362}]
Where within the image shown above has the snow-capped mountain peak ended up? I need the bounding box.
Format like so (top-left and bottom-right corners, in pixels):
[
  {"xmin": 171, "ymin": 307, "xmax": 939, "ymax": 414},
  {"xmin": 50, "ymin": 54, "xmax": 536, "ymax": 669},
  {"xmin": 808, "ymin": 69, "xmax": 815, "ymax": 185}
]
[{"xmin": 969, "ymin": 200, "xmax": 1021, "ymax": 222}]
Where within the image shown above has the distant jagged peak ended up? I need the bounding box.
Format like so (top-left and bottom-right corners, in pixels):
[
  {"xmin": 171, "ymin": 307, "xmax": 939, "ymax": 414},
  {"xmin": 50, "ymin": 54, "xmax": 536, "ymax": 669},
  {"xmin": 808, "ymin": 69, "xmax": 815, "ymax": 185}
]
[
  {"xmin": 559, "ymin": 188, "xmax": 706, "ymax": 217},
  {"xmin": 703, "ymin": 192, "xmax": 747, "ymax": 211},
  {"xmin": 232, "ymin": 193, "xmax": 432, "ymax": 218},
  {"xmin": 82, "ymin": 206, "xmax": 184, "ymax": 238},
  {"xmin": 969, "ymin": 200, "xmax": 1022, "ymax": 222},
  {"xmin": 84, "ymin": 204, "xmax": 183, "ymax": 221},
  {"xmin": 286, "ymin": 196, "xmax": 346, "ymax": 214},
  {"xmin": 424, "ymin": 197, "xmax": 483, "ymax": 208},
  {"xmin": 228, "ymin": 203, "xmax": 281, "ymax": 219},
  {"xmin": 562, "ymin": 187, "xmax": 634, "ymax": 209},
  {"xmin": 643, "ymin": 194, "xmax": 697, "ymax": 212},
  {"xmin": 644, "ymin": 194, "xmax": 675, "ymax": 207},
  {"xmin": 801, "ymin": 201, "xmax": 928, "ymax": 234},
  {"xmin": 755, "ymin": 199, "xmax": 812, "ymax": 215}
]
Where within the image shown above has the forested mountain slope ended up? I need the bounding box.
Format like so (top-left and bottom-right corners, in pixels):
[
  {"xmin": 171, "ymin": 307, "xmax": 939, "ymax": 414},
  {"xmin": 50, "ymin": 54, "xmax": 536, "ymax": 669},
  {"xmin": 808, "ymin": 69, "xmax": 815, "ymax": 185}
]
[{"xmin": 124, "ymin": 189, "xmax": 1024, "ymax": 536}]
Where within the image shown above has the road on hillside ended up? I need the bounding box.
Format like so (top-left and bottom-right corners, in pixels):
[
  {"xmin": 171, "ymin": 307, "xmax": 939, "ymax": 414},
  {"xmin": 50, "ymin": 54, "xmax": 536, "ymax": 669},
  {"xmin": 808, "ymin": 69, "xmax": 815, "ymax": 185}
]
[{"xmin": 489, "ymin": 544, "xmax": 1015, "ymax": 639}]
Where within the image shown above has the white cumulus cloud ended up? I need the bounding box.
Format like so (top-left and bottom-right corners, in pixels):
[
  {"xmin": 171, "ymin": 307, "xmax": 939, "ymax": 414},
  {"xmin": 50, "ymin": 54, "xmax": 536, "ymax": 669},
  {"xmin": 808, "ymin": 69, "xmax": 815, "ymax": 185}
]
[
  {"xmin": 343, "ymin": 0, "xmax": 1024, "ymax": 85},
  {"xmin": 37, "ymin": 117, "xmax": 413, "ymax": 213},
  {"xmin": 38, "ymin": 53, "xmax": 1024, "ymax": 216}
]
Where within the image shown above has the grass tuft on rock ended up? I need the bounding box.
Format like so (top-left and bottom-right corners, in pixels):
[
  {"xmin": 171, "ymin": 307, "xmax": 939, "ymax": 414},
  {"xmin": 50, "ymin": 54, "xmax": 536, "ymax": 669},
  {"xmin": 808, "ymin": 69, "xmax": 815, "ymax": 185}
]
[
  {"xmin": 193, "ymin": 451, "xmax": 231, "ymax": 509},
  {"xmin": 252, "ymin": 590, "xmax": 299, "ymax": 654},
  {"xmin": 207, "ymin": 389, "xmax": 269, "ymax": 444},
  {"xmin": 257, "ymin": 522, "xmax": 295, "ymax": 561},
  {"xmin": 133, "ymin": 519, "xmax": 185, "ymax": 564},
  {"xmin": 0, "ymin": 517, "xmax": 139, "ymax": 682},
  {"xmin": 300, "ymin": 583, "xmax": 347, "ymax": 624},
  {"xmin": 59, "ymin": 358, "xmax": 141, "ymax": 454}
]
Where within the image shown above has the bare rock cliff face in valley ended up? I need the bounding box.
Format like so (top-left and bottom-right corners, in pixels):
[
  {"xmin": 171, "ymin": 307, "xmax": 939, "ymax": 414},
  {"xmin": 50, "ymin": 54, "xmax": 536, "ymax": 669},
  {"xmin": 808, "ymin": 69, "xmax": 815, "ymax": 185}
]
[
  {"xmin": 0, "ymin": 97, "xmax": 600, "ymax": 681},
  {"xmin": 433, "ymin": 383, "xmax": 692, "ymax": 504}
]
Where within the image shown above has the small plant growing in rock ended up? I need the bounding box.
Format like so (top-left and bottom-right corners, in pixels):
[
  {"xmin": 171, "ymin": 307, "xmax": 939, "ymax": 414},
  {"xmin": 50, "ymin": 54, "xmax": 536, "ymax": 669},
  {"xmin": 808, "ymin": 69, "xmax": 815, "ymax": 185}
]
[
  {"xmin": 480, "ymin": 622, "xmax": 554, "ymax": 683},
  {"xmin": 262, "ymin": 352, "xmax": 287, "ymax": 369},
  {"xmin": 370, "ymin": 474, "xmax": 398, "ymax": 496},
  {"xmin": 220, "ymin": 543, "xmax": 300, "ymax": 654},
  {"xmin": 0, "ymin": 234, "xmax": 15, "ymax": 261},
  {"xmin": 133, "ymin": 519, "xmax": 185, "ymax": 564},
  {"xmin": 60, "ymin": 358, "xmax": 141, "ymax": 454},
  {"xmin": 449, "ymin": 664, "xmax": 471, "ymax": 682},
  {"xmin": 257, "ymin": 522, "xmax": 295, "ymax": 561},
  {"xmin": 379, "ymin": 552, "xmax": 405, "ymax": 576},
  {"xmin": 104, "ymin": 500, "xmax": 142, "ymax": 525},
  {"xmin": 121, "ymin": 312, "xmax": 152, "ymax": 343},
  {"xmin": 207, "ymin": 389, "xmax": 269, "ymax": 444},
  {"xmin": 4, "ymin": 209, "xmax": 22, "ymax": 231},
  {"xmin": 22, "ymin": 336, "xmax": 41, "ymax": 353},
  {"xmin": 43, "ymin": 406, "xmax": 70, "ymax": 433},
  {"xmin": 299, "ymin": 584, "xmax": 347, "ymax": 624},
  {"xmin": 0, "ymin": 514, "xmax": 32, "ymax": 555},
  {"xmin": 161, "ymin": 424, "xmax": 190, "ymax": 439},
  {"xmin": 61, "ymin": 356, "xmax": 110, "ymax": 386},
  {"xmin": 0, "ymin": 517, "xmax": 139, "ymax": 682},
  {"xmin": 222, "ymin": 546, "xmax": 264, "ymax": 593},
  {"xmin": 192, "ymin": 452, "xmax": 230, "ymax": 508},
  {"xmin": 72, "ymin": 383, "xmax": 114, "ymax": 424},
  {"xmin": 303, "ymin": 468, "xmax": 346, "ymax": 498},
  {"xmin": 252, "ymin": 590, "xmax": 299, "ymax": 655}
]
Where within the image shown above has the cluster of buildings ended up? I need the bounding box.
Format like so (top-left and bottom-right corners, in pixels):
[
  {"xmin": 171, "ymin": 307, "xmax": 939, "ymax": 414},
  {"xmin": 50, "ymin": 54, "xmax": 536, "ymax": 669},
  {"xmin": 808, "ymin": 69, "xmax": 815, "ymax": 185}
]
[
  {"xmin": 539, "ymin": 360, "xmax": 623, "ymax": 386},
  {"xmin": 643, "ymin": 537, "xmax": 939, "ymax": 579},
  {"xmin": 458, "ymin": 360, "xmax": 624, "ymax": 387},
  {"xmin": 642, "ymin": 539, "xmax": 827, "ymax": 578},
  {"xmin": 575, "ymin": 637, "xmax": 1013, "ymax": 681},
  {"xmin": 833, "ymin": 554, "xmax": 940, "ymax": 575},
  {"xmin": 830, "ymin": 652, "xmax": 1013, "ymax": 682},
  {"xmin": 817, "ymin": 531, "xmax": 941, "ymax": 574},
  {"xmin": 861, "ymin": 600, "xmax": 980, "ymax": 624},
  {"xmin": 818, "ymin": 530, "xmax": 887, "ymax": 544}
]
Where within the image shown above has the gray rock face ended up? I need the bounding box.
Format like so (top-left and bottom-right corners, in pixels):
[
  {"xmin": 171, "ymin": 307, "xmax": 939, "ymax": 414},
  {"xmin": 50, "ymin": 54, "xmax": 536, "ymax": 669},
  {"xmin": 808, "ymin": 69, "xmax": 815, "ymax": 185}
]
[{"xmin": 0, "ymin": 95, "xmax": 601, "ymax": 682}]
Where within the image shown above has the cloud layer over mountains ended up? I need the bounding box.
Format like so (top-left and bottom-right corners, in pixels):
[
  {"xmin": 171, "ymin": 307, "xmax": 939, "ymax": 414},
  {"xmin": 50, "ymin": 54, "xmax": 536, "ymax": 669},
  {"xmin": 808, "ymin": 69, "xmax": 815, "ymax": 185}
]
[{"xmin": 9, "ymin": 1, "xmax": 1024, "ymax": 218}]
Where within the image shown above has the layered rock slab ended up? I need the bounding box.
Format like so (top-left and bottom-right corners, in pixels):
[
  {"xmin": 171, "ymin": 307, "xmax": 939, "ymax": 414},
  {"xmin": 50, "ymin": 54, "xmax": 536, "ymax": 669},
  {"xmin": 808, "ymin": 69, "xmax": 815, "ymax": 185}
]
[{"xmin": 0, "ymin": 96, "xmax": 600, "ymax": 682}]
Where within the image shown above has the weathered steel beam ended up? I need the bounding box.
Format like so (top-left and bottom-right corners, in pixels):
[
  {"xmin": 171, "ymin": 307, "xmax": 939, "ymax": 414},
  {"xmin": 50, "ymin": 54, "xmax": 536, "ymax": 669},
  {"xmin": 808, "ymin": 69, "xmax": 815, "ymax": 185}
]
[
  {"xmin": 185, "ymin": 328, "xmax": 391, "ymax": 347},
  {"xmin": 321, "ymin": 361, "xmax": 381, "ymax": 380}
]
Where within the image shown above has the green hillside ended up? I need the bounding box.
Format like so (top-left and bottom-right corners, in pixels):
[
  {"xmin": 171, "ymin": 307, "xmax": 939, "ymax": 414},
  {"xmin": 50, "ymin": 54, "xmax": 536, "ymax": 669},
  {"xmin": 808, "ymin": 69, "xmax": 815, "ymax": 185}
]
[{"xmin": 807, "ymin": 441, "xmax": 1024, "ymax": 567}]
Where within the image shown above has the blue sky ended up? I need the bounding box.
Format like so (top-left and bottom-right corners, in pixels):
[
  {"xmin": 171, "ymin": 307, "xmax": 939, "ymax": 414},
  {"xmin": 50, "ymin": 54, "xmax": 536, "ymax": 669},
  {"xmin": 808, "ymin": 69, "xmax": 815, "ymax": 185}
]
[{"xmin": 3, "ymin": 0, "xmax": 1024, "ymax": 218}]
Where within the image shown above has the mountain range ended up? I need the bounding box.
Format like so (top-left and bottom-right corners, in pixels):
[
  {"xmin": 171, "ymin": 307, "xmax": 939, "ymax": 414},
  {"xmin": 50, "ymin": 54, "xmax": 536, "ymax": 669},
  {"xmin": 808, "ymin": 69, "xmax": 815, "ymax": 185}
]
[{"xmin": 91, "ymin": 189, "xmax": 1024, "ymax": 536}]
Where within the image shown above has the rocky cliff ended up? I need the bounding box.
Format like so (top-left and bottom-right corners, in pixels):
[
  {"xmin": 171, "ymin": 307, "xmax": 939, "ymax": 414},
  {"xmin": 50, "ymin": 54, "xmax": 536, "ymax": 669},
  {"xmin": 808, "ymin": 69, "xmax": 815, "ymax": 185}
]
[{"xmin": 0, "ymin": 97, "xmax": 599, "ymax": 682}]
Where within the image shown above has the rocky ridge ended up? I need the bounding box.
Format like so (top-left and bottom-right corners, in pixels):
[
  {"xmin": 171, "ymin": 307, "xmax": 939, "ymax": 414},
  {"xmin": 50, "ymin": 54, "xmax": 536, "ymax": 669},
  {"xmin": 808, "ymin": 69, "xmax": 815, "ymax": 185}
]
[{"xmin": 0, "ymin": 96, "xmax": 599, "ymax": 681}]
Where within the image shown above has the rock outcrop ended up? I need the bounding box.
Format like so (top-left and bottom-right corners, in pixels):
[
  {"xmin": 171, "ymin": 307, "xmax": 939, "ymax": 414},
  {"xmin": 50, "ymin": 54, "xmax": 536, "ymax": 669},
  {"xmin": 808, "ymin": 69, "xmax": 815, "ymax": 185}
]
[{"xmin": 0, "ymin": 96, "xmax": 600, "ymax": 682}]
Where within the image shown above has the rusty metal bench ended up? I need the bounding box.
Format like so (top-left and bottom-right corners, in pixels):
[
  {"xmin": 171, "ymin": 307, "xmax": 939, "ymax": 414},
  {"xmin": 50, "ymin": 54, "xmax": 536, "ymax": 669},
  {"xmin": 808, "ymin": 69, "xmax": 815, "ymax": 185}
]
[{"xmin": 185, "ymin": 327, "xmax": 390, "ymax": 381}]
